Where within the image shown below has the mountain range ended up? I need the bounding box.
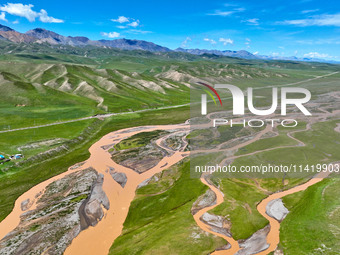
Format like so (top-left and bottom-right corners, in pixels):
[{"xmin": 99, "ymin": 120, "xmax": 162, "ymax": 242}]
[{"xmin": 0, "ymin": 24, "xmax": 337, "ymax": 63}]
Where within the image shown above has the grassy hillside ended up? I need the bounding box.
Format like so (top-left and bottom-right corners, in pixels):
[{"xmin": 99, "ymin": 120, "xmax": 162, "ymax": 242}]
[
  {"xmin": 0, "ymin": 42, "xmax": 339, "ymax": 254},
  {"xmin": 281, "ymin": 178, "xmax": 340, "ymax": 254},
  {"xmin": 109, "ymin": 161, "xmax": 226, "ymax": 255},
  {"xmin": 0, "ymin": 106, "xmax": 190, "ymax": 221}
]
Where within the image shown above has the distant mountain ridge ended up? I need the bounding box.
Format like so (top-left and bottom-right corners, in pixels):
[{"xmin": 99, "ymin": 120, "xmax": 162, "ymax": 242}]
[
  {"xmin": 25, "ymin": 28, "xmax": 98, "ymax": 46},
  {"xmin": 0, "ymin": 24, "xmax": 14, "ymax": 32},
  {"xmin": 0, "ymin": 24, "xmax": 171, "ymax": 52},
  {"xmin": 98, "ymin": 39, "xmax": 171, "ymax": 52},
  {"xmin": 175, "ymin": 47, "xmax": 257, "ymax": 59},
  {"xmin": 0, "ymin": 23, "xmax": 337, "ymax": 63}
]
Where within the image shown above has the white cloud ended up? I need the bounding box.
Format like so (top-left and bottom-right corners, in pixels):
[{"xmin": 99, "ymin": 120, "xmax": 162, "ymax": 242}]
[
  {"xmin": 128, "ymin": 20, "xmax": 139, "ymax": 27},
  {"xmin": 39, "ymin": 9, "xmax": 63, "ymax": 23},
  {"xmin": 12, "ymin": 20, "xmax": 19, "ymax": 24},
  {"xmin": 0, "ymin": 3, "xmax": 63, "ymax": 23},
  {"xmin": 301, "ymin": 9, "xmax": 319, "ymax": 14},
  {"xmin": 208, "ymin": 10, "xmax": 234, "ymax": 16},
  {"xmin": 128, "ymin": 29, "xmax": 152, "ymax": 34},
  {"xmin": 303, "ymin": 52, "xmax": 333, "ymax": 58},
  {"xmin": 0, "ymin": 12, "xmax": 7, "ymax": 22},
  {"xmin": 253, "ymin": 51, "xmax": 259, "ymax": 55},
  {"xmin": 281, "ymin": 13, "xmax": 340, "ymax": 27},
  {"xmin": 101, "ymin": 32, "xmax": 120, "ymax": 38},
  {"xmin": 181, "ymin": 37, "xmax": 191, "ymax": 48},
  {"xmin": 208, "ymin": 10, "xmax": 235, "ymax": 16},
  {"xmin": 0, "ymin": 3, "xmax": 37, "ymax": 22},
  {"xmin": 111, "ymin": 16, "xmax": 129, "ymax": 23},
  {"xmin": 112, "ymin": 16, "xmax": 140, "ymax": 28},
  {"xmin": 204, "ymin": 38, "xmax": 216, "ymax": 44},
  {"xmin": 234, "ymin": 7, "xmax": 246, "ymax": 12},
  {"xmin": 246, "ymin": 38, "xmax": 251, "ymax": 42},
  {"xmin": 245, "ymin": 18, "xmax": 259, "ymax": 25},
  {"xmin": 219, "ymin": 38, "xmax": 233, "ymax": 45},
  {"xmin": 207, "ymin": 6, "xmax": 245, "ymax": 17}
]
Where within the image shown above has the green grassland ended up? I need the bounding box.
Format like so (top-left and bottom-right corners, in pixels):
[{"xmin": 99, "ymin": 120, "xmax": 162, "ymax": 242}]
[
  {"xmin": 235, "ymin": 122, "xmax": 307, "ymax": 156},
  {"xmin": 114, "ymin": 130, "xmax": 168, "ymax": 151},
  {"xmin": 0, "ymin": 119, "xmax": 95, "ymax": 158},
  {"xmin": 109, "ymin": 160, "xmax": 227, "ymax": 255},
  {"xmin": 281, "ymin": 178, "xmax": 340, "ymax": 254},
  {"xmin": 231, "ymin": 120, "xmax": 340, "ymax": 172},
  {"xmin": 208, "ymin": 119, "xmax": 340, "ymax": 242},
  {"xmin": 210, "ymin": 178, "xmax": 269, "ymax": 240},
  {"xmin": 0, "ymin": 106, "xmax": 190, "ymax": 221},
  {"xmin": 0, "ymin": 41, "xmax": 339, "ymax": 254}
]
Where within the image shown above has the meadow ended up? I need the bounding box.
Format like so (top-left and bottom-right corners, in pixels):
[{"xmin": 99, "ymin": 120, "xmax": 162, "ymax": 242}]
[{"xmin": 0, "ymin": 43, "xmax": 339, "ymax": 254}]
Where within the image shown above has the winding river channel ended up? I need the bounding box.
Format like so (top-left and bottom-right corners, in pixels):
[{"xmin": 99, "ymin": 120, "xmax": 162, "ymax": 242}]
[
  {"xmin": 0, "ymin": 124, "xmax": 189, "ymax": 255},
  {"xmin": 0, "ymin": 119, "xmax": 337, "ymax": 255}
]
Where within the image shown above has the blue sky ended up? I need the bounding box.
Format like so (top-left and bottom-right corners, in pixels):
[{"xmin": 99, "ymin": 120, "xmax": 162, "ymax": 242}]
[{"xmin": 0, "ymin": 0, "xmax": 340, "ymax": 59}]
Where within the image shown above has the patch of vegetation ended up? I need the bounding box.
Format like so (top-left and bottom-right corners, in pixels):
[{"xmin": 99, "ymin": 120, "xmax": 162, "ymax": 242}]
[
  {"xmin": 188, "ymin": 125, "xmax": 243, "ymax": 149},
  {"xmin": 210, "ymin": 178, "xmax": 268, "ymax": 240},
  {"xmin": 114, "ymin": 130, "xmax": 168, "ymax": 151},
  {"xmin": 109, "ymin": 160, "xmax": 226, "ymax": 255},
  {"xmin": 280, "ymin": 178, "xmax": 340, "ymax": 254},
  {"xmin": 29, "ymin": 224, "xmax": 40, "ymax": 232},
  {"xmin": 70, "ymin": 194, "xmax": 88, "ymax": 203},
  {"xmin": 0, "ymin": 106, "xmax": 190, "ymax": 221}
]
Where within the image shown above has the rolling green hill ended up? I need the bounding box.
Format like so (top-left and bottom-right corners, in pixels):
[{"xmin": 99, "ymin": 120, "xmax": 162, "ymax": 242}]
[{"xmin": 0, "ymin": 40, "xmax": 339, "ymax": 255}]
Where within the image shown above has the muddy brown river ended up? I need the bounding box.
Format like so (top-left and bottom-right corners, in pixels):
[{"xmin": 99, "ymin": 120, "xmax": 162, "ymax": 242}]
[
  {"xmin": 0, "ymin": 120, "xmax": 336, "ymax": 255},
  {"xmin": 0, "ymin": 124, "xmax": 189, "ymax": 255}
]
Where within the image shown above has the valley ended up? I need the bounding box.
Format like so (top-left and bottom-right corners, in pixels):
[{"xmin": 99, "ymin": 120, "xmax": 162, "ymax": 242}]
[{"xmin": 0, "ymin": 28, "xmax": 339, "ymax": 255}]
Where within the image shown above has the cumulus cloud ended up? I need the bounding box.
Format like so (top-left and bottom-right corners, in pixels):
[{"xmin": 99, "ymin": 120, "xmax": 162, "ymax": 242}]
[
  {"xmin": 101, "ymin": 32, "xmax": 120, "ymax": 38},
  {"xmin": 0, "ymin": 3, "xmax": 37, "ymax": 22},
  {"xmin": 253, "ymin": 51, "xmax": 259, "ymax": 55},
  {"xmin": 280, "ymin": 13, "xmax": 340, "ymax": 27},
  {"xmin": 0, "ymin": 3, "xmax": 63, "ymax": 23},
  {"xmin": 112, "ymin": 16, "xmax": 140, "ymax": 28},
  {"xmin": 0, "ymin": 12, "xmax": 7, "ymax": 22},
  {"xmin": 39, "ymin": 9, "xmax": 63, "ymax": 23},
  {"xmin": 204, "ymin": 38, "xmax": 216, "ymax": 44},
  {"xmin": 219, "ymin": 38, "xmax": 233, "ymax": 45},
  {"xmin": 127, "ymin": 20, "xmax": 139, "ymax": 27},
  {"xmin": 111, "ymin": 16, "xmax": 129, "ymax": 23}
]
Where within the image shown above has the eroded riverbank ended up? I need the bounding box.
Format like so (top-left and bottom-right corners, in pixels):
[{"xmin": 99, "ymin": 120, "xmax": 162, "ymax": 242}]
[{"xmin": 0, "ymin": 124, "xmax": 189, "ymax": 255}]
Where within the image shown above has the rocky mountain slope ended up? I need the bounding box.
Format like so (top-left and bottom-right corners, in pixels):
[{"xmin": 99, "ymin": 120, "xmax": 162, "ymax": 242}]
[
  {"xmin": 0, "ymin": 24, "xmax": 171, "ymax": 52},
  {"xmin": 0, "ymin": 23, "xmax": 336, "ymax": 62},
  {"xmin": 175, "ymin": 48, "xmax": 257, "ymax": 59}
]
